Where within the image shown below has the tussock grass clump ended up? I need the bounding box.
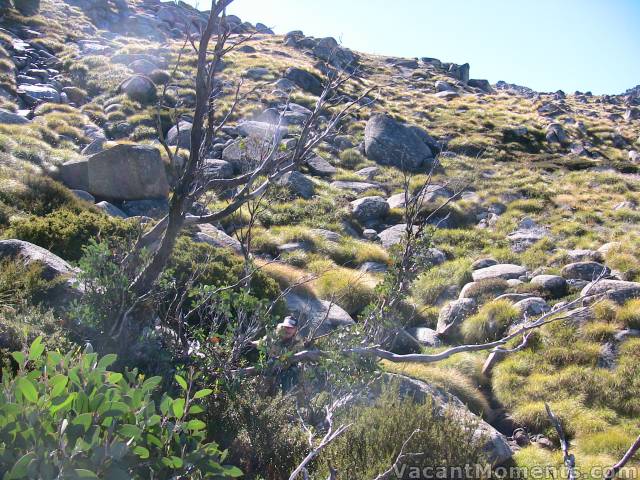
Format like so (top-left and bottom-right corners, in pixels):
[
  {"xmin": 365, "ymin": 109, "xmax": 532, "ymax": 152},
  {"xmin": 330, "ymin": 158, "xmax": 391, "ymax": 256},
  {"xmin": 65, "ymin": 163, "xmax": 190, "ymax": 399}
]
[
  {"xmin": 312, "ymin": 266, "xmax": 377, "ymax": 315},
  {"xmin": 412, "ymin": 258, "xmax": 472, "ymax": 306},
  {"xmin": 461, "ymin": 299, "xmax": 520, "ymax": 343},
  {"xmin": 461, "ymin": 277, "xmax": 509, "ymax": 302},
  {"xmin": 616, "ymin": 299, "xmax": 640, "ymax": 330}
]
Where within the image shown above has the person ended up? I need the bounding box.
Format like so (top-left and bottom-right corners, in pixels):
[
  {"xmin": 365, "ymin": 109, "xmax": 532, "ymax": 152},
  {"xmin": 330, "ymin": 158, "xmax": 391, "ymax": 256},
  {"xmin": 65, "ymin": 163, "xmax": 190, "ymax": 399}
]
[
  {"xmin": 251, "ymin": 315, "xmax": 301, "ymax": 358},
  {"xmin": 249, "ymin": 316, "xmax": 303, "ymax": 392}
]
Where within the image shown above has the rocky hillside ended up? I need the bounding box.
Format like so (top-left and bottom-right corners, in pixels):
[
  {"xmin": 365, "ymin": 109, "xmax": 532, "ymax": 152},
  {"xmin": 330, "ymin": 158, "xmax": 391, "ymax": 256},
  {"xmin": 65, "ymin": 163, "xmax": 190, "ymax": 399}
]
[{"xmin": 0, "ymin": 0, "xmax": 639, "ymax": 478}]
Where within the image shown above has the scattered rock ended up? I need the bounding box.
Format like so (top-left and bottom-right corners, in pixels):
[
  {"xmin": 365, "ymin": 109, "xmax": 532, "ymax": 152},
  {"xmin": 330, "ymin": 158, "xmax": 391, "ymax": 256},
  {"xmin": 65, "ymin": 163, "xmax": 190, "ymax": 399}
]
[
  {"xmin": 359, "ymin": 261, "xmax": 388, "ymax": 274},
  {"xmin": 472, "ymin": 258, "xmax": 498, "ymax": 270},
  {"xmin": 406, "ymin": 327, "xmax": 441, "ymax": 347},
  {"xmin": 330, "ymin": 181, "xmax": 379, "ymax": 193},
  {"xmin": 193, "ymin": 224, "xmax": 242, "ymax": 252},
  {"xmin": 95, "ymin": 201, "xmax": 127, "ymax": 218},
  {"xmin": 513, "ymin": 297, "xmax": 550, "ymax": 317},
  {"xmin": 0, "ymin": 108, "xmax": 29, "ymax": 124},
  {"xmin": 305, "ymin": 154, "xmax": 336, "ymax": 177},
  {"xmin": 166, "ymin": 120, "xmax": 192, "ymax": 149},
  {"xmin": 284, "ymin": 292, "xmax": 354, "ymax": 335},
  {"xmin": 364, "ymin": 114, "xmax": 434, "ymax": 171},
  {"xmin": 284, "ymin": 67, "xmax": 322, "ymax": 95},
  {"xmin": 545, "ymin": 122, "xmax": 569, "ymax": 144},
  {"xmin": 277, "ymin": 171, "xmax": 315, "ymax": 199},
  {"xmin": 472, "ymin": 264, "xmax": 527, "ymax": 282},
  {"xmin": 70, "ymin": 190, "xmax": 95, "ymax": 203},
  {"xmin": 378, "ymin": 224, "xmax": 413, "ymax": 249},
  {"xmin": 581, "ymin": 280, "xmax": 640, "ymax": 304},
  {"xmin": 350, "ymin": 196, "xmax": 390, "ymax": 222},
  {"xmin": 118, "ymin": 75, "xmax": 157, "ymax": 103},
  {"xmin": 561, "ymin": 261, "xmax": 610, "ymax": 281},
  {"xmin": 530, "ymin": 275, "xmax": 568, "ymax": 298},
  {"xmin": 436, "ymin": 298, "xmax": 477, "ymax": 338}
]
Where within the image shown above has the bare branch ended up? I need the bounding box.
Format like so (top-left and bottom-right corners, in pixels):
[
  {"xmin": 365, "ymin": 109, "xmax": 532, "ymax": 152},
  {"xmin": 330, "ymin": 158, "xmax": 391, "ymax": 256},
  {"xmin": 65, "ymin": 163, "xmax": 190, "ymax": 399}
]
[{"xmin": 545, "ymin": 403, "xmax": 576, "ymax": 480}]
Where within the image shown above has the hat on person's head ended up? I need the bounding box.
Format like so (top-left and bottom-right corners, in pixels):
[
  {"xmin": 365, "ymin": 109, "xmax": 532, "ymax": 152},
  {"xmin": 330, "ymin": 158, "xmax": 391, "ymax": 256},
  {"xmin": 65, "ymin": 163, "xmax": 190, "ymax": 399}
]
[{"xmin": 281, "ymin": 316, "xmax": 298, "ymax": 328}]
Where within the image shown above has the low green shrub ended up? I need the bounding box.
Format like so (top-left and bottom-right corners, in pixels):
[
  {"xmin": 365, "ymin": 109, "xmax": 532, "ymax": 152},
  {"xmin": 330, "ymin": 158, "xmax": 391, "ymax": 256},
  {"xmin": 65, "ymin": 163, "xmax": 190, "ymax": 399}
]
[
  {"xmin": 6, "ymin": 209, "xmax": 137, "ymax": 261},
  {"xmin": 616, "ymin": 299, "xmax": 640, "ymax": 329},
  {"xmin": 461, "ymin": 277, "xmax": 508, "ymax": 302},
  {"xmin": 318, "ymin": 383, "xmax": 486, "ymax": 478},
  {"xmin": 0, "ymin": 338, "xmax": 241, "ymax": 478},
  {"xmin": 207, "ymin": 384, "xmax": 308, "ymax": 480},
  {"xmin": 0, "ymin": 175, "xmax": 82, "ymax": 218}
]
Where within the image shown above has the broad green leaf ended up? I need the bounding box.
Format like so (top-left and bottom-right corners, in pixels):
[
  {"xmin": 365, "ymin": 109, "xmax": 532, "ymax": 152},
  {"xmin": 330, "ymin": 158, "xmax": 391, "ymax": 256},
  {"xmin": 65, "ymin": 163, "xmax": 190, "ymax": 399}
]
[
  {"xmin": 147, "ymin": 414, "xmax": 161, "ymax": 426},
  {"xmin": 97, "ymin": 353, "xmax": 118, "ymax": 370},
  {"xmin": 16, "ymin": 378, "xmax": 38, "ymax": 403},
  {"xmin": 50, "ymin": 393, "xmax": 76, "ymax": 414},
  {"xmin": 118, "ymin": 424, "xmax": 141, "ymax": 439},
  {"xmin": 28, "ymin": 337, "xmax": 44, "ymax": 362},
  {"xmin": 100, "ymin": 401, "xmax": 130, "ymax": 418},
  {"xmin": 186, "ymin": 419, "xmax": 206, "ymax": 431},
  {"xmin": 107, "ymin": 372, "xmax": 123, "ymax": 384},
  {"xmin": 159, "ymin": 395, "xmax": 172, "ymax": 416},
  {"xmin": 73, "ymin": 469, "xmax": 99, "ymax": 479},
  {"xmin": 11, "ymin": 351, "xmax": 25, "ymax": 366},
  {"xmin": 175, "ymin": 374, "xmax": 188, "ymax": 391},
  {"xmin": 133, "ymin": 446, "xmax": 149, "ymax": 459},
  {"xmin": 7, "ymin": 451, "xmax": 36, "ymax": 478},
  {"xmin": 141, "ymin": 376, "xmax": 163, "ymax": 393},
  {"xmin": 72, "ymin": 413, "xmax": 93, "ymax": 431},
  {"xmin": 189, "ymin": 405, "xmax": 204, "ymax": 414},
  {"xmin": 193, "ymin": 388, "xmax": 213, "ymax": 399},
  {"xmin": 50, "ymin": 374, "xmax": 68, "ymax": 398},
  {"xmin": 171, "ymin": 398, "xmax": 185, "ymax": 419}
]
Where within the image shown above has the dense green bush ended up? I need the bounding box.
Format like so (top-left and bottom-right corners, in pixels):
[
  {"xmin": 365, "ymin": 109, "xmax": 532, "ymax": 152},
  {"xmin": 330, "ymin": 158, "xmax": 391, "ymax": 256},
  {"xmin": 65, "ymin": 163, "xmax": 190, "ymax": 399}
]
[
  {"xmin": 0, "ymin": 175, "xmax": 82, "ymax": 220},
  {"xmin": 207, "ymin": 384, "xmax": 308, "ymax": 480},
  {"xmin": 6, "ymin": 209, "xmax": 137, "ymax": 261},
  {"xmin": 319, "ymin": 384, "xmax": 486, "ymax": 478},
  {"xmin": 0, "ymin": 338, "xmax": 241, "ymax": 479}
]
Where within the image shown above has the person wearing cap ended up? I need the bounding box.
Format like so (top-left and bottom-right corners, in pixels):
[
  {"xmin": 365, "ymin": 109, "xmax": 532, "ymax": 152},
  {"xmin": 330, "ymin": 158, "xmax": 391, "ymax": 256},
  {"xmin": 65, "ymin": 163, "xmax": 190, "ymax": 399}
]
[{"xmin": 249, "ymin": 315, "xmax": 301, "ymax": 358}]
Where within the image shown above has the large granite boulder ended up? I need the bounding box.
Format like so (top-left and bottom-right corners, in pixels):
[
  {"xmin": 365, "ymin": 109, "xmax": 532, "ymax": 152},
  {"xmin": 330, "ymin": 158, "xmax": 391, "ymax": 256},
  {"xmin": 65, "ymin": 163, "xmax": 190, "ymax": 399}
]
[
  {"xmin": 284, "ymin": 292, "xmax": 354, "ymax": 335},
  {"xmin": 364, "ymin": 114, "xmax": 434, "ymax": 171},
  {"xmin": 65, "ymin": 144, "xmax": 170, "ymax": 200}
]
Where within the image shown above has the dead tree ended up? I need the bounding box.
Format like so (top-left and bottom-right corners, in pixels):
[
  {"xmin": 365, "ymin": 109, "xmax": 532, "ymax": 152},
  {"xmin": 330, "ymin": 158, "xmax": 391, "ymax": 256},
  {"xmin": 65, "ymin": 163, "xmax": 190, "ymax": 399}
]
[{"xmin": 113, "ymin": 0, "xmax": 374, "ymax": 329}]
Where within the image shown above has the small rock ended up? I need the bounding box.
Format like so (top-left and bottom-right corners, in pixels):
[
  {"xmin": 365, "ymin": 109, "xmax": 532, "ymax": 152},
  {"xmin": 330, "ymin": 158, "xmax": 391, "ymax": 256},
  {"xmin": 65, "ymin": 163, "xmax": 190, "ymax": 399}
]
[
  {"xmin": 530, "ymin": 275, "xmax": 568, "ymax": 298},
  {"xmin": 351, "ymin": 196, "xmax": 390, "ymax": 222},
  {"xmin": 436, "ymin": 298, "xmax": 477, "ymax": 338},
  {"xmin": 514, "ymin": 297, "xmax": 550, "ymax": 317},
  {"xmin": 472, "ymin": 258, "xmax": 498, "ymax": 270},
  {"xmin": 95, "ymin": 201, "xmax": 127, "ymax": 218}
]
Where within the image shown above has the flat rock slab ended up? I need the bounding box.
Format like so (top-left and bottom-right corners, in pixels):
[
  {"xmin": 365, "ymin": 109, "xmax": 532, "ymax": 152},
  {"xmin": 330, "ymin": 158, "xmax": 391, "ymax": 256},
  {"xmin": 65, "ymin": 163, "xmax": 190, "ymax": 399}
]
[
  {"xmin": 330, "ymin": 181, "xmax": 379, "ymax": 193},
  {"xmin": 284, "ymin": 292, "xmax": 354, "ymax": 336},
  {"xmin": 194, "ymin": 224, "xmax": 242, "ymax": 253},
  {"xmin": 472, "ymin": 264, "xmax": 527, "ymax": 282}
]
